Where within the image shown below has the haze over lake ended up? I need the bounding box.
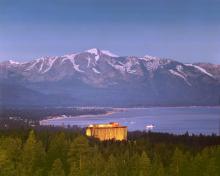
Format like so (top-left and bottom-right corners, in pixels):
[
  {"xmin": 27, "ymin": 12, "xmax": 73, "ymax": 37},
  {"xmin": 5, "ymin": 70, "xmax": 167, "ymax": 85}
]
[{"xmin": 41, "ymin": 106, "xmax": 220, "ymax": 135}]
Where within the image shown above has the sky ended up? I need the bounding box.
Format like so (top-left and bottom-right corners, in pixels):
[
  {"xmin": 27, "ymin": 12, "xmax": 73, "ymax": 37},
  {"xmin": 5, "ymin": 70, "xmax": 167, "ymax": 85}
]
[{"xmin": 0, "ymin": 0, "xmax": 220, "ymax": 63}]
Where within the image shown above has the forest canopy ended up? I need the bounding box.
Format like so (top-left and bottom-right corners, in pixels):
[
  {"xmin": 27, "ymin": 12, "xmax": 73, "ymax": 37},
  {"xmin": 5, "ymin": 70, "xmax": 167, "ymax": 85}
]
[{"xmin": 0, "ymin": 128, "xmax": 220, "ymax": 176}]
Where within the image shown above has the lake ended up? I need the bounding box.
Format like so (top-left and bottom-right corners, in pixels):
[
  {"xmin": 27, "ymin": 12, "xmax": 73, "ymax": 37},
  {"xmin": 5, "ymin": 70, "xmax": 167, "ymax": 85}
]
[{"xmin": 40, "ymin": 107, "xmax": 220, "ymax": 135}]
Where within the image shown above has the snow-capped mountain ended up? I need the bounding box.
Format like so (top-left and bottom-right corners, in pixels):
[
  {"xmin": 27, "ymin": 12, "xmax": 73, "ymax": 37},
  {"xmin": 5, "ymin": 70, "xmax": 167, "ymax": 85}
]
[{"xmin": 1, "ymin": 48, "xmax": 220, "ymax": 107}]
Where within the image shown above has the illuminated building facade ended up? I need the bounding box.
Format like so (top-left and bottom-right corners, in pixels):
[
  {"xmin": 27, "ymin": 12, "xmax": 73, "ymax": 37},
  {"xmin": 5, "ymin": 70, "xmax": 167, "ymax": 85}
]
[{"xmin": 86, "ymin": 122, "xmax": 127, "ymax": 141}]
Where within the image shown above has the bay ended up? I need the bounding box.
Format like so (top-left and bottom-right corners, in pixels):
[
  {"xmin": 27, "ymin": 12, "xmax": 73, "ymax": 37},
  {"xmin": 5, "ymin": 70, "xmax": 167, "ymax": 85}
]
[{"xmin": 40, "ymin": 107, "xmax": 220, "ymax": 135}]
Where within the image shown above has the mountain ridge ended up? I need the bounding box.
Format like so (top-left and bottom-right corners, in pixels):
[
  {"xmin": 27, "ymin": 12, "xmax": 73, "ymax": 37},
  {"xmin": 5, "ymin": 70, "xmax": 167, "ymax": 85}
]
[{"xmin": 1, "ymin": 48, "xmax": 220, "ymax": 107}]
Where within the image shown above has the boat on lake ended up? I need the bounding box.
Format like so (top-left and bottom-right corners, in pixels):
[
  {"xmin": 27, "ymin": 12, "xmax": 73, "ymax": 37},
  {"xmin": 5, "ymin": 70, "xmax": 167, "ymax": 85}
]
[{"xmin": 146, "ymin": 124, "xmax": 155, "ymax": 130}]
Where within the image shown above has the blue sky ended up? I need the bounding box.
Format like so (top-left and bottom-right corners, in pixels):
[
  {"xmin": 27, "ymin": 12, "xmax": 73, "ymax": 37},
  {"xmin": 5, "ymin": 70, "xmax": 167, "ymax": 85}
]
[{"xmin": 0, "ymin": 0, "xmax": 220, "ymax": 63}]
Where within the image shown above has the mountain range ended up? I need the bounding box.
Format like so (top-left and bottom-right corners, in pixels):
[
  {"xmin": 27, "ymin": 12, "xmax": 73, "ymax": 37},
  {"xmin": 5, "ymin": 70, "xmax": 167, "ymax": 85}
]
[{"xmin": 0, "ymin": 48, "xmax": 220, "ymax": 107}]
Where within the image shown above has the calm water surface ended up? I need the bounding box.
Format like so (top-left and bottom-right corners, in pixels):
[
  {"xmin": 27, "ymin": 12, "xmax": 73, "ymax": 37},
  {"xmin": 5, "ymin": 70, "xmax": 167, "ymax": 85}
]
[{"xmin": 41, "ymin": 107, "xmax": 220, "ymax": 135}]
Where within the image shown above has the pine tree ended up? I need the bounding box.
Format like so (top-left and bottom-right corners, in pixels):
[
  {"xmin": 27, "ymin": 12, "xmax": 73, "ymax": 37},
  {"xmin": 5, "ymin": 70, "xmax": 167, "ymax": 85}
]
[
  {"xmin": 129, "ymin": 153, "xmax": 139, "ymax": 176},
  {"xmin": 0, "ymin": 147, "xmax": 16, "ymax": 176},
  {"xmin": 203, "ymin": 157, "xmax": 218, "ymax": 176},
  {"xmin": 154, "ymin": 162, "xmax": 165, "ymax": 176},
  {"xmin": 169, "ymin": 148, "xmax": 190, "ymax": 176},
  {"xmin": 0, "ymin": 137, "xmax": 22, "ymax": 175},
  {"xmin": 92, "ymin": 152, "xmax": 105, "ymax": 176},
  {"xmin": 69, "ymin": 162, "xmax": 80, "ymax": 176},
  {"xmin": 118, "ymin": 150, "xmax": 130, "ymax": 176},
  {"xmin": 68, "ymin": 135, "xmax": 91, "ymax": 176},
  {"xmin": 47, "ymin": 132, "xmax": 68, "ymax": 172},
  {"xmin": 190, "ymin": 153, "xmax": 203, "ymax": 176},
  {"xmin": 214, "ymin": 146, "xmax": 220, "ymax": 175},
  {"xmin": 20, "ymin": 130, "xmax": 46, "ymax": 176},
  {"xmin": 190, "ymin": 148, "xmax": 214, "ymax": 176},
  {"xmin": 0, "ymin": 147, "xmax": 7, "ymax": 174},
  {"xmin": 139, "ymin": 151, "xmax": 151, "ymax": 176},
  {"xmin": 2, "ymin": 137, "xmax": 22, "ymax": 170},
  {"xmin": 200, "ymin": 148, "xmax": 219, "ymax": 176},
  {"xmin": 151, "ymin": 154, "xmax": 165, "ymax": 176},
  {"xmin": 104, "ymin": 154, "xmax": 118, "ymax": 176},
  {"xmin": 49, "ymin": 159, "xmax": 65, "ymax": 176}
]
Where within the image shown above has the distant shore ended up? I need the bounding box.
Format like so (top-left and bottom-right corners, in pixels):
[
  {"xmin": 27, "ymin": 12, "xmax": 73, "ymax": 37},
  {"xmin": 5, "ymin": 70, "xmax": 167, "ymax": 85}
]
[
  {"xmin": 39, "ymin": 108, "xmax": 124, "ymax": 125},
  {"xmin": 39, "ymin": 106, "xmax": 220, "ymax": 125}
]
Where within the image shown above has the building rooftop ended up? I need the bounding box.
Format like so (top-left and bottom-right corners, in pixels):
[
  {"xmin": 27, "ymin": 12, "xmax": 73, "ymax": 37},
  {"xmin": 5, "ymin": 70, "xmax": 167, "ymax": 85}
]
[{"xmin": 87, "ymin": 122, "xmax": 127, "ymax": 129}]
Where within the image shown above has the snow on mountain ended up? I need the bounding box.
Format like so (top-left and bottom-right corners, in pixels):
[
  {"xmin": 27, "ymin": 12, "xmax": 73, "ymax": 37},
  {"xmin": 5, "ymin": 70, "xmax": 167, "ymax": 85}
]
[
  {"xmin": 8, "ymin": 60, "xmax": 20, "ymax": 65},
  {"xmin": 169, "ymin": 69, "xmax": 185, "ymax": 79},
  {"xmin": 101, "ymin": 50, "xmax": 119, "ymax": 57},
  {"xmin": 107, "ymin": 60, "xmax": 125, "ymax": 73},
  {"xmin": 140, "ymin": 55, "xmax": 171, "ymax": 72},
  {"xmin": 87, "ymin": 57, "xmax": 91, "ymax": 68},
  {"xmin": 92, "ymin": 68, "xmax": 101, "ymax": 74},
  {"xmin": 1, "ymin": 49, "xmax": 220, "ymax": 106},
  {"xmin": 176, "ymin": 65, "xmax": 188, "ymax": 77},
  {"xmin": 169, "ymin": 69, "xmax": 191, "ymax": 86},
  {"xmin": 86, "ymin": 48, "xmax": 119, "ymax": 59},
  {"xmin": 143, "ymin": 55, "xmax": 158, "ymax": 60},
  {"xmin": 63, "ymin": 54, "xmax": 84, "ymax": 73},
  {"xmin": 24, "ymin": 59, "xmax": 41, "ymax": 71},
  {"xmin": 0, "ymin": 48, "xmax": 219, "ymax": 86},
  {"xmin": 195, "ymin": 63, "xmax": 220, "ymax": 81},
  {"xmin": 124, "ymin": 57, "xmax": 139, "ymax": 74},
  {"xmin": 41, "ymin": 57, "xmax": 57, "ymax": 73},
  {"xmin": 86, "ymin": 48, "xmax": 100, "ymax": 61},
  {"xmin": 63, "ymin": 53, "xmax": 77, "ymax": 62},
  {"xmin": 24, "ymin": 56, "xmax": 58, "ymax": 73},
  {"xmin": 86, "ymin": 48, "xmax": 100, "ymax": 55},
  {"xmin": 184, "ymin": 64, "xmax": 214, "ymax": 78}
]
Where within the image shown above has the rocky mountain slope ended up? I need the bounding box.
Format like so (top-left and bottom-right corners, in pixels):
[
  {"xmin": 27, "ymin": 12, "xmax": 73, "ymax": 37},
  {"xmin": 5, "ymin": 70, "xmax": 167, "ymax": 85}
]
[{"xmin": 0, "ymin": 48, "xmax": 220, "ymax": 107}]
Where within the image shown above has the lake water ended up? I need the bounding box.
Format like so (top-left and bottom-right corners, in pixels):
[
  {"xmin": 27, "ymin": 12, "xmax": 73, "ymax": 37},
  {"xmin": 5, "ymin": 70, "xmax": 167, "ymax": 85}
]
[{"xmin": 40, "ymin": 107, "xmax": 220, "ymax": 135}]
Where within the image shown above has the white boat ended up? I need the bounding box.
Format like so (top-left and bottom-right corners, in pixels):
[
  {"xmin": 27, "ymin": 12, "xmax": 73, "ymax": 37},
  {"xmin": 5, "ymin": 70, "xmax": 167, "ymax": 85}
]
[{"xmin": 146, "ymin": 124, "xmax": 155, "ymax": 130}]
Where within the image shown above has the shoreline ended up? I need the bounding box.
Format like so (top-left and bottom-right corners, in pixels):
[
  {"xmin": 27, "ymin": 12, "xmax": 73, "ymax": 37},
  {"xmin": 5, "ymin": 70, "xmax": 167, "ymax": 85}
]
[
  {"xmin": 2, "ymin": 105, "xmax": 220, "ymax": 110},
  {"xmin": 39, "ymin": 109, "xmax": 121, "ymax": 125},
  {"xmin": 39, "ymin": 106, "xmax": 220, "ymax": 126},
  {"xmin": 39, "ymin": 106, "xmax": 220, "ymax": 124},
  {"xmin": 121, "ymin": 105, "xmax": 220, "ymax": 110}
]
